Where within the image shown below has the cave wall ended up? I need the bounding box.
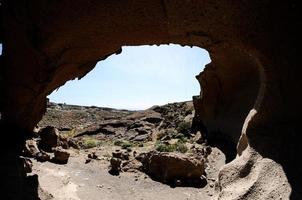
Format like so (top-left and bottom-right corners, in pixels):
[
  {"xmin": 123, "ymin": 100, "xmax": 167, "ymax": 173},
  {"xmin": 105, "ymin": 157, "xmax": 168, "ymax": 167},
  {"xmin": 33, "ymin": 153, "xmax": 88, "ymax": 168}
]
[
  {"xmin": 193, "ymin": 47, "xmax": 261, "ymax": 161},
  {"xmin": 0, "ymin": 0, "xmax": 301, "ymax": 199}
]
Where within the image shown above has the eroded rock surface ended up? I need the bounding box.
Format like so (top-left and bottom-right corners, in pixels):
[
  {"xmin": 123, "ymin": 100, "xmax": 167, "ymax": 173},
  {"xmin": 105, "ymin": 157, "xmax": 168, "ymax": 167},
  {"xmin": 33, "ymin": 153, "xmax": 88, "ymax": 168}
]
[
  {"xmin": 0, "ymin": 1, "xmax": 301, "ymax": 199},
  {"xmin": 136, "ymin": 151, "xmax": 206, "ymax": 186}
]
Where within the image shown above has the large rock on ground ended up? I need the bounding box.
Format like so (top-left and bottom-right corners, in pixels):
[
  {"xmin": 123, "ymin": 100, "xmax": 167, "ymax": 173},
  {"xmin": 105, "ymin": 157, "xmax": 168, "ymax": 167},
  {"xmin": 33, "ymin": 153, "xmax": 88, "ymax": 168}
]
[
  {"xmin": 108, "ymin": 157, "xmax": 122, "ymax": 176},
  {"xmin": 52, "ymin": 147, "xmax": 70, "ymax": 164},
  {"xmin": 136, "ymin": 151, "xmax": 205, "ymax": 184},
  {"xmin": 39, "ymin": 126, "xmax": 59, "ymax": 152}
]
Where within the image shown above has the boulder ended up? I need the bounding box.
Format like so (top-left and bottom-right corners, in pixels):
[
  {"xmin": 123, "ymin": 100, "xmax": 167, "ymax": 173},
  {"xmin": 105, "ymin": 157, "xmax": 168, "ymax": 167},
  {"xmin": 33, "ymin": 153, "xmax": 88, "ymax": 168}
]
[
  {"xmin": 108, "ymin": 157, "xmax": 122, "ymax": 176},
  {"xmin": 39, "ymin": 126, "xmax": 59, "ymax": 152},
  {"xmin": 136, "ymin": 151, "xmax": 205, "ymax": 185},
  {"xmin": 23, "ymin": 139, "xmax": 40, "ymax": 157},
  {"xmin": 52, "ymin": 147, "xmax": 70, "ymax": 164}
]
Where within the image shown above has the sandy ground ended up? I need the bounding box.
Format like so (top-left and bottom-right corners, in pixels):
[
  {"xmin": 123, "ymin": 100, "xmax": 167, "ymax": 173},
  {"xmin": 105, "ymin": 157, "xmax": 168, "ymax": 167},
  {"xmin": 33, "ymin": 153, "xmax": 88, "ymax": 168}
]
[{"xmin": 30, "ymin": 147, "xmax": 225, "ymax": 200}]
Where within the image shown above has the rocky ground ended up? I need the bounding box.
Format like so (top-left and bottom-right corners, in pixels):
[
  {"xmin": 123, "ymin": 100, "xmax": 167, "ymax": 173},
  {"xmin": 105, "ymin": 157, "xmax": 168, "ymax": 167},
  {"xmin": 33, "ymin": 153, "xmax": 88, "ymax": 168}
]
[{"xmin": 24, "ymin": 101, "xmax": 226, "ymax": 200}]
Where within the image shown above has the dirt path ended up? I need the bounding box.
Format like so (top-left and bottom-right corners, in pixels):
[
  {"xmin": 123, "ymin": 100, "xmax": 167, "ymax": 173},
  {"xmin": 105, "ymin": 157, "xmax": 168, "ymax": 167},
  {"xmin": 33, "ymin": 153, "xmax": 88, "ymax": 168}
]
[{"xmin": 31, "ymin": 147, "xmax": 224, "ymax": 200}]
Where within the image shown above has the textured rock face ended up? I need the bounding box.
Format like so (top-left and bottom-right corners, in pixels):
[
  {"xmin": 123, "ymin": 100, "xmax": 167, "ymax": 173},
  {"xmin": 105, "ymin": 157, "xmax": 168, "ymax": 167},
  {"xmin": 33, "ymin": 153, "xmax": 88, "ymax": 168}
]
[
  {"xmin": 137, "ymin": 151, "xmax": 205, "ymax": 185},
  {"xmin": 0, "ymin": 0, "xmax": 301, "ymax": 199}
]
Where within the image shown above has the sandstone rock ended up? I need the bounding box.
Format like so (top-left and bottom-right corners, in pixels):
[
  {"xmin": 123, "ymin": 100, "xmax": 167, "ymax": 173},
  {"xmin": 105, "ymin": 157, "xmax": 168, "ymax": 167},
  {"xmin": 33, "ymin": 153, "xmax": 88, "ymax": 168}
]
[
  {"xmin": 39, "ymin": 126, "xmax": 59, "ymax": 152},
  {"xmin": 52, "ymin": 147, "xmax": 70, "ymax": 164},
  {"xmin": 136, "ymin": 151, "xmax": 205, "ymax": 185},
  {"xmin": 23, "ymin": 139, "xmax": 40, "ymax": 157}
]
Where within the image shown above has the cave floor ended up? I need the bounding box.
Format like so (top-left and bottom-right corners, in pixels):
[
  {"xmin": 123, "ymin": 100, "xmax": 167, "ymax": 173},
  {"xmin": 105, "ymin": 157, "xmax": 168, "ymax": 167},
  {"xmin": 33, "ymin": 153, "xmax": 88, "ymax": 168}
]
[{"xmin": 30, "ymin": 146, "xmax": 225, "ymax": 200}]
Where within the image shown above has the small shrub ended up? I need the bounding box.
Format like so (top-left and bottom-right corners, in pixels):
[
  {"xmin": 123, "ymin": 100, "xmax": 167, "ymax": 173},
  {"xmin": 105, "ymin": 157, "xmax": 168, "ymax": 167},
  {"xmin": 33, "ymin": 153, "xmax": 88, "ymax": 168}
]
[
  {"xmin": 114, "ymin": 140, "xmax": 133, "ymax": 149},
  {"xmin": 174, "ymin": 133, "xmax": 187, "ymax": 142},
  {"xmin": 61, "ymin": 129, "xmax": 77, "ymax": 139},
  {"xmin": 156, "ymin": 143, "xmax": 176, "ymax": 152},
  {"xmin": 155, "ymin": 141, "xmax": 188, "ymax": 153},
  {"xmin": 176, "ymin": 142, "xmax": 188, "ymax": 153},
  {"xmin": 113, "ymin": 140, "xmax": 123, "ymax": 146},
  {"xmin": 177, "ymin": 121, "xmax": 191, "ymax": 135},
  {"xmin": 121, "ymin": 142, "xmax": 133, "ymax": 150},
  {"xmin": 185, "ymin": 107, "xmax": 194, "ymax": 115},
  {"xmin": 81, "ymin": 137, "xmax": 100, "ymax": 149}
]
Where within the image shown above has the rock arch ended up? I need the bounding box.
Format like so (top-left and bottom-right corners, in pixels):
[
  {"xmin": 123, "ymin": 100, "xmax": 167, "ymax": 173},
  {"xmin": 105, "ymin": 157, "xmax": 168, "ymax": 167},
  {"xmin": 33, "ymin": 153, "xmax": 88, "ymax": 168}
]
[{"xmin": 0, "ymin": 1, "xmax": 300, "ymax": 199}]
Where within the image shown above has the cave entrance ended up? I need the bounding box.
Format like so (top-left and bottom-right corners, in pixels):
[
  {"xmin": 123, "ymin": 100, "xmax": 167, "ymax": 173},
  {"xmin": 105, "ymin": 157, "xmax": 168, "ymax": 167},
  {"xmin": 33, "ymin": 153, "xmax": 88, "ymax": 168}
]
[
  {"xmin": 48, "ymin": 44, "xmax": 210, "ymax": 110},
  {"xmin": 27, "ymin": 44, "xmax": 230, "ymax": 198}
]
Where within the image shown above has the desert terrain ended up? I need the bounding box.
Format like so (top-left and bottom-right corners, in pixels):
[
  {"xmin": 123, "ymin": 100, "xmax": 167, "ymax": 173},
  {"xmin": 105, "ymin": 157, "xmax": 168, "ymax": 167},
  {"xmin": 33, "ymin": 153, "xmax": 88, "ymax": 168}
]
[{"xmin": 24, "ymin": 101, "xmax": 226, "ymax": 200}]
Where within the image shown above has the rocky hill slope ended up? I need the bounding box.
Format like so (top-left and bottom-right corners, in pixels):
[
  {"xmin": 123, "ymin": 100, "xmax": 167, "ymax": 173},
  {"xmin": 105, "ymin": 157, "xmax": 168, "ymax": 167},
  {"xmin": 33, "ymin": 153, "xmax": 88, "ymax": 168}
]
[{"xmin": 23, "ymin": 101, "xmax": 226, "ymax": 199}]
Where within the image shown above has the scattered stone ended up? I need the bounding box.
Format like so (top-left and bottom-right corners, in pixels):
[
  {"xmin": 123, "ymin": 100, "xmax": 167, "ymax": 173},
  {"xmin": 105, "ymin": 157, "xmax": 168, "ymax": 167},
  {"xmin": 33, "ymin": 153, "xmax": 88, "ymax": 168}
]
[
  {"xmin": 23, "ymin": 139, "xmax": 40, "ymax": 157},
  {"xmin": 132, "ymin": 134, "xmax": 149, "ymax": 142},
  {"xmin": 85, "ymin": 158, "xmax": 91, "ymax": 164},
  {"xmin": 52, "ymin": 147, "xmax": 70, "ymax": 164},
  {"xmin": 35, "ymin": 151, "xmax": 51, "ymax": 162},
  {"xmin": 88, "ymin": 152, "xmax": 98, "ymax": 159}
]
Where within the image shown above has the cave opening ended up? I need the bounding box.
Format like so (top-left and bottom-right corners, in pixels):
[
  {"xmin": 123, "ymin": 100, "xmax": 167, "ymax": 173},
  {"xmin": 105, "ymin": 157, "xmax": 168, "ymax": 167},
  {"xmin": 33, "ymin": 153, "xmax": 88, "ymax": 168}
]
[
  {"xmin": 48, "ymin": 44, "xmax": 210, "ymax": 110},
  {"xmin": 25, "ymin": 44, "xmax": 233, "ymax": 198},
  {"xmin": 1, "ymin": 1, "xmax": 299, "ymax": 199}
]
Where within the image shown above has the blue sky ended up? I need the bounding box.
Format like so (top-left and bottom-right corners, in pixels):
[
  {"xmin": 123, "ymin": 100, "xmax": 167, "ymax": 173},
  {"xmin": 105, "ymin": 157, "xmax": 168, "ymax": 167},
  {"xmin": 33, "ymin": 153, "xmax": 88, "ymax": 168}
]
[{"xmin": 48, "ymin": 44, "xmax": 210, "ymax": 110}]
